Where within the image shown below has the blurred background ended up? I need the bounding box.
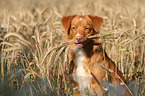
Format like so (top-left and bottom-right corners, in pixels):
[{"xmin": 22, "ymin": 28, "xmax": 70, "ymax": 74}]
[{"xmin": 0, "ymin": 0, "xmax": 145, "ymax": 96}]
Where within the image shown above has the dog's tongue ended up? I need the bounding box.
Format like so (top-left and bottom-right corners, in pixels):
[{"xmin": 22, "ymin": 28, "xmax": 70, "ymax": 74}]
[
  {"xmin": 76, "ymin": 43, "xmax": 83, "ymax": 46},
  {"xmin": 76, "ymin": 42, "xmax": 83, "ymax": 46}
]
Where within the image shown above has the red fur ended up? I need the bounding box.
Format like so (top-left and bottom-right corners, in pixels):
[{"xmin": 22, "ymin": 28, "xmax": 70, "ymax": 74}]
[{"xmin": 61, "ymin": 15, "xmax": 131, "ymax": 96}]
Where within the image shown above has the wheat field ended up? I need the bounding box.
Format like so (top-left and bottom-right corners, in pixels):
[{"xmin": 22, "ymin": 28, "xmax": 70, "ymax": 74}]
[{"xmin": 0, "ymin": 0, "xmax": 145, "ymax": 96}]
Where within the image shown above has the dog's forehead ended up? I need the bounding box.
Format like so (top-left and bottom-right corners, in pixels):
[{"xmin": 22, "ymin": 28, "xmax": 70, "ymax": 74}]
[
  {"xmin": 73, "ymin": 16, "xmax": 88, "ymax": 21},
  {"xmin": 72, "ymin": 16, "xmax": 92, "ymax": 25}
]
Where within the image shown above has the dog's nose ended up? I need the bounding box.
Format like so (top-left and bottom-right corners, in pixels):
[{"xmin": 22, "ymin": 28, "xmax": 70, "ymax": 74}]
[{"xmin": 75, "ymin": 36, "xmax": 83, "ymax": 42}]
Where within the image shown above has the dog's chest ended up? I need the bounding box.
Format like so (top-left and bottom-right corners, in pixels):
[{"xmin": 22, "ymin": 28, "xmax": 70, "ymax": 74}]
[{"xmin": 72, "ymin": 47, "xmax": 92, "ymax": 89}]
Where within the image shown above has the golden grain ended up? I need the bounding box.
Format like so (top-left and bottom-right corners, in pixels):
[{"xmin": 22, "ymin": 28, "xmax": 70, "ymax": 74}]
[{"xmin": 0, "ymin": 0, "xmax": 145, "ymax": 95}]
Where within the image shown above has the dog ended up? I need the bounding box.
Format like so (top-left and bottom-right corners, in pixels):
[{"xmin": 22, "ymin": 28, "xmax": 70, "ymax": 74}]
[{"xmin": 61, "ymin": 15, "xmax": 131, "ymax": 96}]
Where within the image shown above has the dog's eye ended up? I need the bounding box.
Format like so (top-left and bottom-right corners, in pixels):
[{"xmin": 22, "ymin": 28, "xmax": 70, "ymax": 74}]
[
  {"xmin": 85, "ymin": 27, "xmax": 89, "ymax": 30},
  {"xmin": 72, "ymin": 27, "xmax": 75, "ymax": 30}
]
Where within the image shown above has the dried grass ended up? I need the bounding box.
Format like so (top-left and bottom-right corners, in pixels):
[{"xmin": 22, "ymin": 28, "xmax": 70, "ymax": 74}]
[{"xmin": 0, "ymin": 0, "xmax": 145, "ymax": 96}]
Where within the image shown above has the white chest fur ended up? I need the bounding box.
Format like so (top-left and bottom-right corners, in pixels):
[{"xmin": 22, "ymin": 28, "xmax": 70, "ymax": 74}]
[{"xmin": 72, "ymin": 47, "xmax": 92, "ymax": 90}]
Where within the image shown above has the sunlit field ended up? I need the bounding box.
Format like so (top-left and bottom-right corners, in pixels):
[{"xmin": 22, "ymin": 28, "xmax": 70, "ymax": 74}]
[{"xmin": 0, "ymin": 0, "xmax": 145, "ymax": 96}]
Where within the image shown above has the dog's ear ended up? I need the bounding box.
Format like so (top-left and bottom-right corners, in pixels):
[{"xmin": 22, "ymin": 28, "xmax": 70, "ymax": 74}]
[
  {"xmin": 61, "ymin": 15, "xmax": 76, "ymax": 39},
  {"xmin": 61, "ymin": 16, "xmax": 75, "ymax": 31},
  {"xmin": 88, "ymin": 15, "xmax": 103, "ymax": 32}
]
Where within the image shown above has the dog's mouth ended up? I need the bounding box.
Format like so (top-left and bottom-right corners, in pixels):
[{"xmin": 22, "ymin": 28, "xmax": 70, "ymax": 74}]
[
  {"xmin": 75, "ymin": 42, "xmax": 84, "ymax": 47},
  {"xmin": 74, "ymin": 36, "xmax": 90, "ymax": 47},
  {"xmin": 75, "ymin": 39, "xmax": 89, "ymax": 46},
  {"xmin": 75, "ymin": 42, "xmax": 84, "ymax": 46}
]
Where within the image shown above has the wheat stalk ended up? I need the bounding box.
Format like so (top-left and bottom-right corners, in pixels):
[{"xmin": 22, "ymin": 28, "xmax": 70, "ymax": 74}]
[{"xmin": 99, "ymin": 65, "xmax": 134, "ymax": 96}]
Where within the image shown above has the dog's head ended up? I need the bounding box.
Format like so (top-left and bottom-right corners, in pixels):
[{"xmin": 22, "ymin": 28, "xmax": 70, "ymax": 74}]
[{"xmin": 61, "ymin": 15, "xmax": 103, "ymax": 46}]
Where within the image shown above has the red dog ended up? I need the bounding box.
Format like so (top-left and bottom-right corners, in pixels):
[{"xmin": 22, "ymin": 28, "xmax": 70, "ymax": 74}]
[{"xmin": 61, "ymin": 15, "xmax": 131, "ymax": 96}]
